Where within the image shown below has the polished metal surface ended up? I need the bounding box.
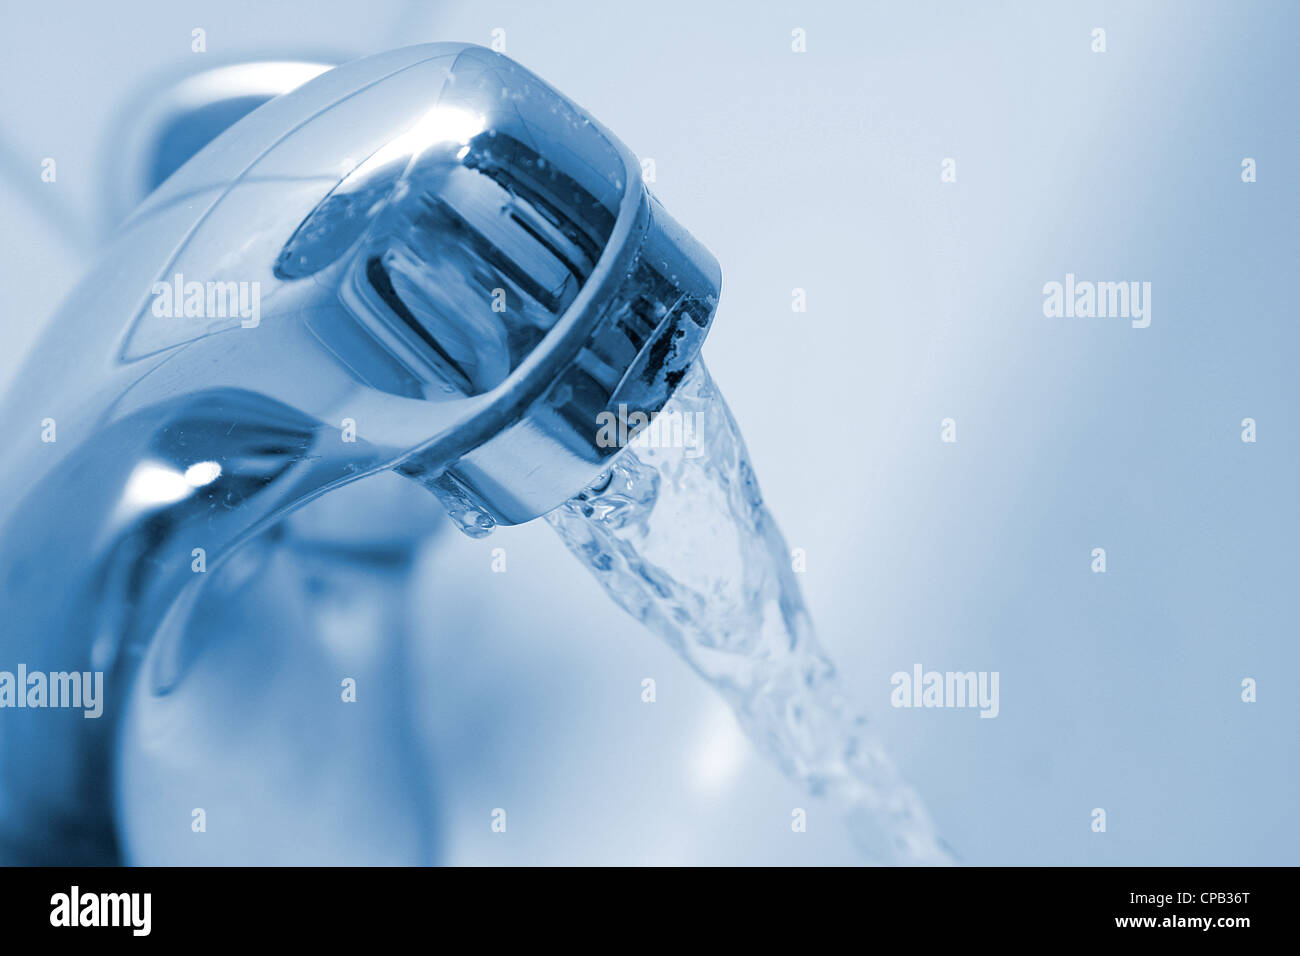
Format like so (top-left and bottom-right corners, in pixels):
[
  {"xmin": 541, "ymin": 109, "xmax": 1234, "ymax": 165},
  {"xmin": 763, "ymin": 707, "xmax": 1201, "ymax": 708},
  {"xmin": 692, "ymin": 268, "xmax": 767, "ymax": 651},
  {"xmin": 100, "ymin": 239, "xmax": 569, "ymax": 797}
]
[
  {"xmin": 0, "ymin": 43, "xmax": 719, "ymax": 862},
  {"xmin": 100, "ymin": 58, "xmax": 338, "ymax": 232}
]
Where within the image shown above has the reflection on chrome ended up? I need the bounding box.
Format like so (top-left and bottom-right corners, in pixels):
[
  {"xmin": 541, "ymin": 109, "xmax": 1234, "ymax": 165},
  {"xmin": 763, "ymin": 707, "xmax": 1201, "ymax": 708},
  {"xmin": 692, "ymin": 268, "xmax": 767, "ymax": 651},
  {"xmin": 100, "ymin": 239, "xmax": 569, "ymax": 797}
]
[{"xmin": 0, "ymin": 43, "xmax": 719, "ymax": 863}]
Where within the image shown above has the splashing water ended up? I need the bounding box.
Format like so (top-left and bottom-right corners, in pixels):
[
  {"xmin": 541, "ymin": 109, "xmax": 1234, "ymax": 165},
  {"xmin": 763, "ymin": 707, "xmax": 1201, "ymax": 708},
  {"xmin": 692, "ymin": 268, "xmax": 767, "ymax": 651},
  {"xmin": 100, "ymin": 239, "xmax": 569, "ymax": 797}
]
[{"xmin": 546, "ymin": 361, "xmax": 953, "ymax": 865}]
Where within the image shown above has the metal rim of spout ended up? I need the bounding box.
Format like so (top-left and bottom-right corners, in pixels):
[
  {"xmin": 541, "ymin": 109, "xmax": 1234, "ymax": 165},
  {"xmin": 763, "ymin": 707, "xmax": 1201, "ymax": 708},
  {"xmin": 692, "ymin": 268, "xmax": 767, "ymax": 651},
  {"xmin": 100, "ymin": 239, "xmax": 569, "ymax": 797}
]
[{"xmin": 262, "ymin": 43, "xmax": 723, "ymax": 527}]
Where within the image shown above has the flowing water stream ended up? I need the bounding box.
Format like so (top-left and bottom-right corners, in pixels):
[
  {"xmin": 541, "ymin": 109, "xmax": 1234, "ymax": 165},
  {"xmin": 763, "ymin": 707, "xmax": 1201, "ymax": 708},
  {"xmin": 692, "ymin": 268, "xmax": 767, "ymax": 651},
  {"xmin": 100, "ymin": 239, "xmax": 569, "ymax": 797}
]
[{"xmin": 546, "ymin": 361, "xmax": 953, "ymax": 864}]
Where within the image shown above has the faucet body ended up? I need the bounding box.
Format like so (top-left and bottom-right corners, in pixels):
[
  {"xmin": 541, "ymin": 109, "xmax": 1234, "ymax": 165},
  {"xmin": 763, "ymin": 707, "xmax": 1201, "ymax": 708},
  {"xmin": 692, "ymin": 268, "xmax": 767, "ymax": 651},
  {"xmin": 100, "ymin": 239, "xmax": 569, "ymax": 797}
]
[{"xmin": 0, "ymin": 43, "xmax": 719, "ymax": 862}]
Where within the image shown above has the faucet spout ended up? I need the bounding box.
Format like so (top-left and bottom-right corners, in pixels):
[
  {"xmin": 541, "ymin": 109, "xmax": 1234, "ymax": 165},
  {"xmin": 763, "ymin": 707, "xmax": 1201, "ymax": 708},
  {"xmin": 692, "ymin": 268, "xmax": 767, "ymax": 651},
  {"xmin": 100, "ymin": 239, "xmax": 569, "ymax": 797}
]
[{"xmin": 0, "ymin": 43, "xmax": 719, "ymax": 862}]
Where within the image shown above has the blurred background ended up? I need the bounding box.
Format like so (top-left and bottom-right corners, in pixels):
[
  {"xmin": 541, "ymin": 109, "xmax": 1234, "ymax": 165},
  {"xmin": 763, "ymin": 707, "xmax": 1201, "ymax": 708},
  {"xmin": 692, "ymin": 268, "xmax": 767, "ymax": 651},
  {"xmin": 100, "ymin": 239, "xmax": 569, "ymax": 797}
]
[{"xmin": 0, "ymin": 0, "xmax": 1296, "ymax": 864}]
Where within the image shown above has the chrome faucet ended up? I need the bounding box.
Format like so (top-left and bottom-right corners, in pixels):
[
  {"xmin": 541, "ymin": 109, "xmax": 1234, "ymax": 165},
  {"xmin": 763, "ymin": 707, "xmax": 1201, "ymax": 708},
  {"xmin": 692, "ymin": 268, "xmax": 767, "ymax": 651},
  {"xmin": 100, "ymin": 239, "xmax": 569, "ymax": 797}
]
[{"xmin": 0, "ymin": 43, "xmax": 719, "ymax": 863}]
